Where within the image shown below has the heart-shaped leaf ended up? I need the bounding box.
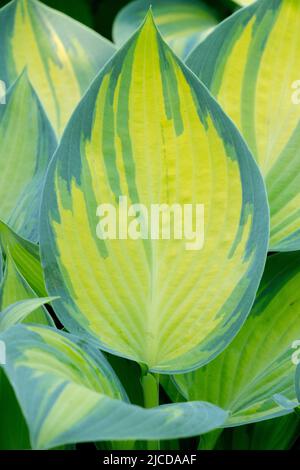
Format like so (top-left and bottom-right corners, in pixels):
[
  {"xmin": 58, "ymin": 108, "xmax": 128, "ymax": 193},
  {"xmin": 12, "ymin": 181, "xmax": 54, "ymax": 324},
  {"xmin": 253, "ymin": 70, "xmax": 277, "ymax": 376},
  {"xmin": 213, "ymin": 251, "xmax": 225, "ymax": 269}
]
[
  {"xmin": 0, "ymin": 73, "xmax": 56, "ymax": 242},
  {"xmin": 0, "ymin": 324, "xmax": 228, "ymax": 449},
  {"xmin": 187, "ymin": 0, "xmax": 300, "ymax": 251},
  {"xmin": 40, "ymin": 13, "xmax": 269, "ymax": 373},
  {"xmin": 174, "ymin": 252, "xmax": 300, "ymax": 426},
  {"xmin": 113, "ymin": 0, "xmax": 218, "ymax": 59},
  {"xmin": 0, "ymin": 0, "xmax": 116, "ymax": 135}
]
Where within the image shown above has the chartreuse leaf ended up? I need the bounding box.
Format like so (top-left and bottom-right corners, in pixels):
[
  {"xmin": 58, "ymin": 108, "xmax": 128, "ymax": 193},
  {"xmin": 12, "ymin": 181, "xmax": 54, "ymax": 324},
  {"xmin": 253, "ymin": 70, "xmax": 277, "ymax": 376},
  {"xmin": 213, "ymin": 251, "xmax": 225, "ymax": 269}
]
[
  {"xmin": 187, "ymin": 0, "xmax": 300, "ymax": 251},
  {"xmin": 0, "ymin": 0, "xmax": 116, "ymax": 136},
  {"xmin": 0, "ymin": 252, "xmax": 54, "ymax": 328},
  {"xmin": 0, "ymin": 73, "xmax": 56, "ymax": 242},
  {"xmin": 0, "ymin": 325, "xmax": 228, "ymax": 449},
  {"xmin": 0, "ymin": 220, "xmax": 47, "ymax": 297},
  {"xmin": 113, "ymin": 0, "xmax": 218, "ymax": 59},
  {"xmin": 40, "ymin": 13, "xmax": 269, "ymax": 373},
  {"xmin": 0, "ymin": 298, "xmax": 55, "ymax": 332},
  {"xmin": 174, "ymin": 252, "xmax": 300, "ymax": 426}
]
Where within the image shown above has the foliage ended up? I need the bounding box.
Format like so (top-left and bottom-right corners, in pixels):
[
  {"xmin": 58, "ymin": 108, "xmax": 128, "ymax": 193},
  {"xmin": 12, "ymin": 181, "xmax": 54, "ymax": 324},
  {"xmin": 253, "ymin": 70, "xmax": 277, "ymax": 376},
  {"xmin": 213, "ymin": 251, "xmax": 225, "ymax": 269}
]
[{"xmin": 0, "ymin": 0, "xmax": 299, "ymax": 451}]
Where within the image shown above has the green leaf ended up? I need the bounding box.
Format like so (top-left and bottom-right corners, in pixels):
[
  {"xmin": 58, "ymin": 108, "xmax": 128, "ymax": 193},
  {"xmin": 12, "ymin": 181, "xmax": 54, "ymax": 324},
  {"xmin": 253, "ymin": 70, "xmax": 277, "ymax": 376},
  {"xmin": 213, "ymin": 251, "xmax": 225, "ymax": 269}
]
[
  {"xmin": 40, "ymin": 13, "xmax": 269, "ymax": 373},
  {"xmin": 0, "ymin": 324, "xmax": 228, "ymax": 449},
  {"xmin": 0, "ymin": 251, "xmax": 54, "ymax": 328},
  {"xmin": 174, "ymin": 252, "xmax": 300, "ymax": 426},
  {"xmin": 295, "ymin": 364, "xmax": 300, "ymax": 402},
  {"xmin": 235, "ymin": 0, "xmax": 254, "ymax": 6},
  {"xmin": 0, "ymin": 72, "xmax": 57, "ymax": 242},
  {"xmin": 187, "ymin": 0, "xmax": 300, "ymax": 251},
  {"xmin": 0, "ymin": 0, "xmax": 116, "ymax": 136},
  {"xmin": 0, "ymin": 220, "xmax": 47, "ymax": 297},
  {"xmin": 113, "ymin": 0, "xmax": 218, "ymax": 59},
  {"xmin": 0, "ymin": 298, "xmax": 55, "ymax": 332},
  {"xmin": 0, "ymin": 248, "xmax": 3, "ymax": 284}
]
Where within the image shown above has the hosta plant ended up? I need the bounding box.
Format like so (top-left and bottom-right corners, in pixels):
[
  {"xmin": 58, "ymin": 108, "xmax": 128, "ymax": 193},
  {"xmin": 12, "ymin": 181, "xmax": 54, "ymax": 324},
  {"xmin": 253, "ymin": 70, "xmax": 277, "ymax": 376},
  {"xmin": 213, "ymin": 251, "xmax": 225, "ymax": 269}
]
[{"xmin": 0, "ymin": 0, "xmax": 300, "ymax": 452}]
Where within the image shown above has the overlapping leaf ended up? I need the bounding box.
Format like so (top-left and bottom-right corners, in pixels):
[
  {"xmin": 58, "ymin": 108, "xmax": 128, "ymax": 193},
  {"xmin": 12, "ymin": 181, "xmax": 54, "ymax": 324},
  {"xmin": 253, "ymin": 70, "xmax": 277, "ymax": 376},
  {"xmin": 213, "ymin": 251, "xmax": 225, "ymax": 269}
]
[
  {"xmin": 0, "ymin": 298, "xmax": 55, "ymax": 332},
  {"xmin": 174, "ymin": 252, "xmax": 300, "ymax": 426},
  {"xmin": 40, "ymin": 13, "xmax": 269, "ymax": 373},
  {"xmin": 213, "ymin": 415, "xmax": 300, "ymax": 450},
  {"xmin": 0, "ymin": 252, "xmax": 54, "ymax": 328},
  {"xmin": 0, "ymin": 369, "xmax": 31, "ymax": 450},
  {"xmin": 0, "ymin": 325, "xmax": 228, "ymax": 449},
  {"xmin": 0, "ymin": 266, "xmax": 54, "ymax": 450},
  {"xmin": 0, "ymin": 220, "xmax": 47, "ymax": 297},
  {"xmin": 0, "ymin": 0, "xmax": 116, "ymax": 135},
  {"xmin": 235, "ymin": 0, "xmax": 254, "ymax": 6},
  {"xmin": 113, "ymin": 0, "xmax": 218, "ymax": 59},
  {"xmin": 0, "ymin": 73, "xmax": 56, "ymax": 242},
  {"xmin": 187, "ymin": 0, "xmax": 300, "ymax": 251}
]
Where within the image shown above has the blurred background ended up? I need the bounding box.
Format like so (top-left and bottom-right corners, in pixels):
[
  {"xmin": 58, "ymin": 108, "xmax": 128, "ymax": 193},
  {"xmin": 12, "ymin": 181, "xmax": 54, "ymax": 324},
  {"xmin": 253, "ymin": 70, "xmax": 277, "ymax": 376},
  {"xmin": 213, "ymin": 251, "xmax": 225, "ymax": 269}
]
[{"xmin": 0, "ymin": 0, "xmax": 237, "ymax": 40}]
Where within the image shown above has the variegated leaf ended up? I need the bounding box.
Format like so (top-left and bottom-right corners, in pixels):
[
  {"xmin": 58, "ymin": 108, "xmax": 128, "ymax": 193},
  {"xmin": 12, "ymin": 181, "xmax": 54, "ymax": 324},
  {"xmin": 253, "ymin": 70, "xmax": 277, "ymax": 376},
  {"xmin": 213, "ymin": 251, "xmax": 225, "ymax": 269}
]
[
  {"xmin": 235, "ymin": 0, "xmax": 254, "ymax": 6},
  {"xmin": 187, "ymin": 0, "xmax": 300, "ymax": 251},
  {"xmin": 174, "ymin": 252, "xmax": 300, "ymax": 426},
  {"xmin": 0, "ymin": 324, "xmax": 228, "ymax": 449},
  {"xmin": 0, "ymin": 298, "xmax": 55, "ymax": 332},
  {"xmin": 113, "ymin": 0, "xmax": 218, "ymax": 59},
  {"xmin": 0, "ymin": 0, "xmax": 116, "ymax": 135},
  {"xmin": 40, "ymin": 13, "xmax": 269, "ymax": 373}
]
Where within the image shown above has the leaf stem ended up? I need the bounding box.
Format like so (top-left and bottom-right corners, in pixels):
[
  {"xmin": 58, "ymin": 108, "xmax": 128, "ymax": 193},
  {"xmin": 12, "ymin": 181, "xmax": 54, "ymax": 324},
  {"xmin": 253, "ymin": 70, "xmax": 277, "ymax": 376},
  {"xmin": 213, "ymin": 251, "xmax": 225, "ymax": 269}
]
[{"xmin": 141, "ymin": 372, "xmax": 160, "ymax": 450}]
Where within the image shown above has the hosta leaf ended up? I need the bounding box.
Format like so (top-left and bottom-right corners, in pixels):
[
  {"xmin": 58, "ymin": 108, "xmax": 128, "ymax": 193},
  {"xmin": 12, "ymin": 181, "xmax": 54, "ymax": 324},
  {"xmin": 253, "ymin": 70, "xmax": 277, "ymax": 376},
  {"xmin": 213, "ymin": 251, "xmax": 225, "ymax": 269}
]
[
  {"xmin": 0, "ymin": 298, "xmax": 55, "ymax": 332},
  {"xmin": 174, "ymin": 252, "xmax": 300, "ymax": 426},
  {"xmin": 0, "ymin": 0, "xmax": 116, "ymax": 135},
  {"xmin": 113, "ymin": 0, "xmax": 218, "ymax": 59},
  {"xmin": 0, "ymin": 220, "xmax": 47, "ymax": 297},
  {"xmin": 0, "ymin": 325, "xmax": 228, "ymax": 449},
  {"xmin": 214, "ymin": 414, "xmax": 300, "ymax": 450},
  {"xmin": 187, "ymin": 0, "xmax": 300, "ymax": 252},
  {"xmin": 0, "ymin": 252, "xmax": 54, "ymax": 327},
  {"xmin": 0, "ymin": 72, "xmax": 56, "ymax": 242},
  {"xmin": 40, "ymin": 13, "xmax": 269, "ymax": 373}
]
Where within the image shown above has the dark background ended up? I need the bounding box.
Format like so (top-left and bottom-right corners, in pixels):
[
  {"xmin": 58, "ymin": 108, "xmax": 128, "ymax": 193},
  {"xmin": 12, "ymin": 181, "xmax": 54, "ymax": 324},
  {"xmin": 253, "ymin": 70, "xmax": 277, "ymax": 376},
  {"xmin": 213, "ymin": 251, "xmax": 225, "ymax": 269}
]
[{"xmin": 0, "ymin": 0, "xmax": 236, "ymax": 41}]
